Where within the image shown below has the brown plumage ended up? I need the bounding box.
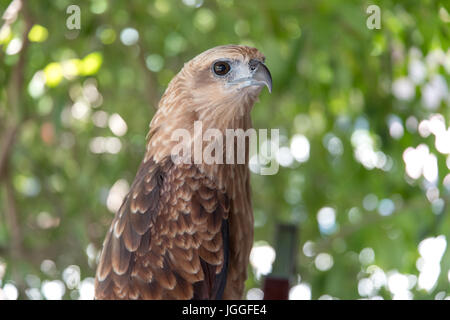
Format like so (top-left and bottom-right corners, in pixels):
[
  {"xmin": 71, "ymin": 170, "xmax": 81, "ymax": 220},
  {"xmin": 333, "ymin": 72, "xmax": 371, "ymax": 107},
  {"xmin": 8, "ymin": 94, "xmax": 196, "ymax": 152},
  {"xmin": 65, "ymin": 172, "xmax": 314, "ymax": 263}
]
[{"xmin": 94, "ymin": 45, "xmax": 272, "ymax": 300}]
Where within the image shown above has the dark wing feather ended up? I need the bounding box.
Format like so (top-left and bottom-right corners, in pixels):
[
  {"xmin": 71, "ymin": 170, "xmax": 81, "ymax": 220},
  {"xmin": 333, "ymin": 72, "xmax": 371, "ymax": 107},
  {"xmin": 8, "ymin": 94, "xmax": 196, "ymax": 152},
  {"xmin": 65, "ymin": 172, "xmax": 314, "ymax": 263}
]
[
  {"xmin": 193, "ymin": 219, "xmax": 229, "ymax": 299},
  {"xmin": 94, "ymin": 157, "xmax": 230, "ymax": 300}
]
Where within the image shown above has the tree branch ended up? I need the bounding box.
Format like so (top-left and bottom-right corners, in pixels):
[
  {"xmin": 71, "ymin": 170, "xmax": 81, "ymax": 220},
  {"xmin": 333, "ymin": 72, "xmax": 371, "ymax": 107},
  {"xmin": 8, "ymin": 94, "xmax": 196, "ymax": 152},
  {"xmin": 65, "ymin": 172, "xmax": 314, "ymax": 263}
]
[
  {"xmin": 3, "ymin": 174, "xmax": 22, "ymax": 259},
  {"xmin": 0, "ymin": 0, "xmax": 33, "ymax": 297},
  {"xmin": 0, "ymin": 125, "xmax": 18, "ymax": 180}
]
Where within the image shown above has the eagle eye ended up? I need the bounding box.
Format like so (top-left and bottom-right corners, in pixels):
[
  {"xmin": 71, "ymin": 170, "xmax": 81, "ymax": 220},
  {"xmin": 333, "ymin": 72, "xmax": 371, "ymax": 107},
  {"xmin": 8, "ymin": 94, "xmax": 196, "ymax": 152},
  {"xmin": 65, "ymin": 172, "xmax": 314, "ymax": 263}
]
[{"xmin": 213, "ymin": 61, "xmax": 231, "ymax": 76}]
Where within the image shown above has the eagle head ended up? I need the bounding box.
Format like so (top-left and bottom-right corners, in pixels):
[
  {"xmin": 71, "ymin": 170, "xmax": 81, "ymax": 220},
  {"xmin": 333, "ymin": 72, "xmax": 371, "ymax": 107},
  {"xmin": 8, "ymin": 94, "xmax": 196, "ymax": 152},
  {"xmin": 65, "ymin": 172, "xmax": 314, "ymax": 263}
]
[
  {"xmin": 147, "ymin": 45, "xmax": 271, "ymax": 161},
  {"xmin": 184, "ymin": 45, "xmax": 272, "ymax": 114}
]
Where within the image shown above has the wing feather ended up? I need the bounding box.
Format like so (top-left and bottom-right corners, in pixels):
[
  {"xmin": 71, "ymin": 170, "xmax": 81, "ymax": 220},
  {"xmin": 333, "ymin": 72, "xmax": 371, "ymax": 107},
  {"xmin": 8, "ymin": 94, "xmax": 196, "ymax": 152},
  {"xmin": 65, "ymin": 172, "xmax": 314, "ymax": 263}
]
[{"xmin": 94, "ymin": 157, "xmax": 230, "ymax": 300}]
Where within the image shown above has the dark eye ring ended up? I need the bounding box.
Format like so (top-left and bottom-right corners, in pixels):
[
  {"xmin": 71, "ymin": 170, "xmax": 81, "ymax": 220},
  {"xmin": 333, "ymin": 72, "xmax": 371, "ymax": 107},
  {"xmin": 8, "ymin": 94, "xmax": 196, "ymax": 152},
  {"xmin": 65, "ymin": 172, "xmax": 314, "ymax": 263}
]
[{"xmin": 213, "ymin": 61, "xmax": 231, "ymax": 76}]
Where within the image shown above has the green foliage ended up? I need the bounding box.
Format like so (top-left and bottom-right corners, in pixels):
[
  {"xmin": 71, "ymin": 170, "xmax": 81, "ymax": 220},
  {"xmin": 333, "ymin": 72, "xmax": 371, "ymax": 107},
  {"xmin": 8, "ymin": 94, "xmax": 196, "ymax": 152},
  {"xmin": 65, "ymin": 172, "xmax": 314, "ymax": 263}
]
[{"xmin": 0, "ymin": 0, "xmax": 449, "ymax": 300}]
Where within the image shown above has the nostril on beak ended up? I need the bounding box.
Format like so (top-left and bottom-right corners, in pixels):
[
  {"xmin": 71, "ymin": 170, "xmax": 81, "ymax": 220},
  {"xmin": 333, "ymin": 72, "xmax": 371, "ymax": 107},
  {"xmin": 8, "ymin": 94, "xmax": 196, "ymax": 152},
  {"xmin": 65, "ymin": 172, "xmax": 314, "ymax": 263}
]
[{"xmin": 249, "ymin": 59, "xmax": 259, "ymax": 72}]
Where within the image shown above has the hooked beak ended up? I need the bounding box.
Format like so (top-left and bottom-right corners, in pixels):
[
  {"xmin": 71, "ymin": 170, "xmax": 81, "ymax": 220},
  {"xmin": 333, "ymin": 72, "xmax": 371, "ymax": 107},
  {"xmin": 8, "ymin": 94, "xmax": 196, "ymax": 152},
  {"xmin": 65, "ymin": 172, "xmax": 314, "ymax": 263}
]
[
  {"xmin": 229, "ymin": 60, "xmax": 272, "ymax": 93},
  {"xmin": 251, "ymin": 61, "xmax": 272, "ymax": 93}
]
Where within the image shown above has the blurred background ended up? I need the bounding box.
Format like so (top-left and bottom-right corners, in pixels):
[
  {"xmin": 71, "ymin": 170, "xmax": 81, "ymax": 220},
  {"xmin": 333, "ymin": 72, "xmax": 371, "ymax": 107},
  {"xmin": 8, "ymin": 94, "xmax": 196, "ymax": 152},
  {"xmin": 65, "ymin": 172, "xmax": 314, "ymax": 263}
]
[{"xmin": 0, "ymin": 0, "xmax": 449, "ymax": 300}]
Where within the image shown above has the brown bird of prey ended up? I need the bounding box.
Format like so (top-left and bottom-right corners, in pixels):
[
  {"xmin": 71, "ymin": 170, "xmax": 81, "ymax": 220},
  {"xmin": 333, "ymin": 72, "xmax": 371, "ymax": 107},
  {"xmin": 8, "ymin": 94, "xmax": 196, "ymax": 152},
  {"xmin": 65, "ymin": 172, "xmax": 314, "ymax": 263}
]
[{"xmin": 94, "ymin": 45, "xmax": 272, "ymax": 300}]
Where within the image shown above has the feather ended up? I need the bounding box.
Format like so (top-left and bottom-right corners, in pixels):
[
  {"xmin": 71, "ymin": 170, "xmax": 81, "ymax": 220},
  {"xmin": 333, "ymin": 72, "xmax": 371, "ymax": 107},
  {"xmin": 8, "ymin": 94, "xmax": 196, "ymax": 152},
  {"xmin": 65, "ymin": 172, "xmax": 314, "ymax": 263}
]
[
  {"xmin": 122, "ymin": 219, "xmax": 141, "ymax": 252},
  {"xmin": 111, "ymin": 235, "xmax": 131, "ymax": 275},
  {"xmin": 96, "ymin": 232, "xmax": 112, "ymax": 281}
]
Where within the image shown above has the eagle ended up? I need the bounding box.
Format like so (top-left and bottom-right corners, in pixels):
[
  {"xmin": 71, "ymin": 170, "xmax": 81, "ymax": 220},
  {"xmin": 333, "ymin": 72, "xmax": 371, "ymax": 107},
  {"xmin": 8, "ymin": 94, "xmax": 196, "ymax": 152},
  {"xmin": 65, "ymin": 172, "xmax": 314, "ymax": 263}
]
[{"xmin": 94, "ymin": 45, "xmax": 272, "ymax": 300}]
